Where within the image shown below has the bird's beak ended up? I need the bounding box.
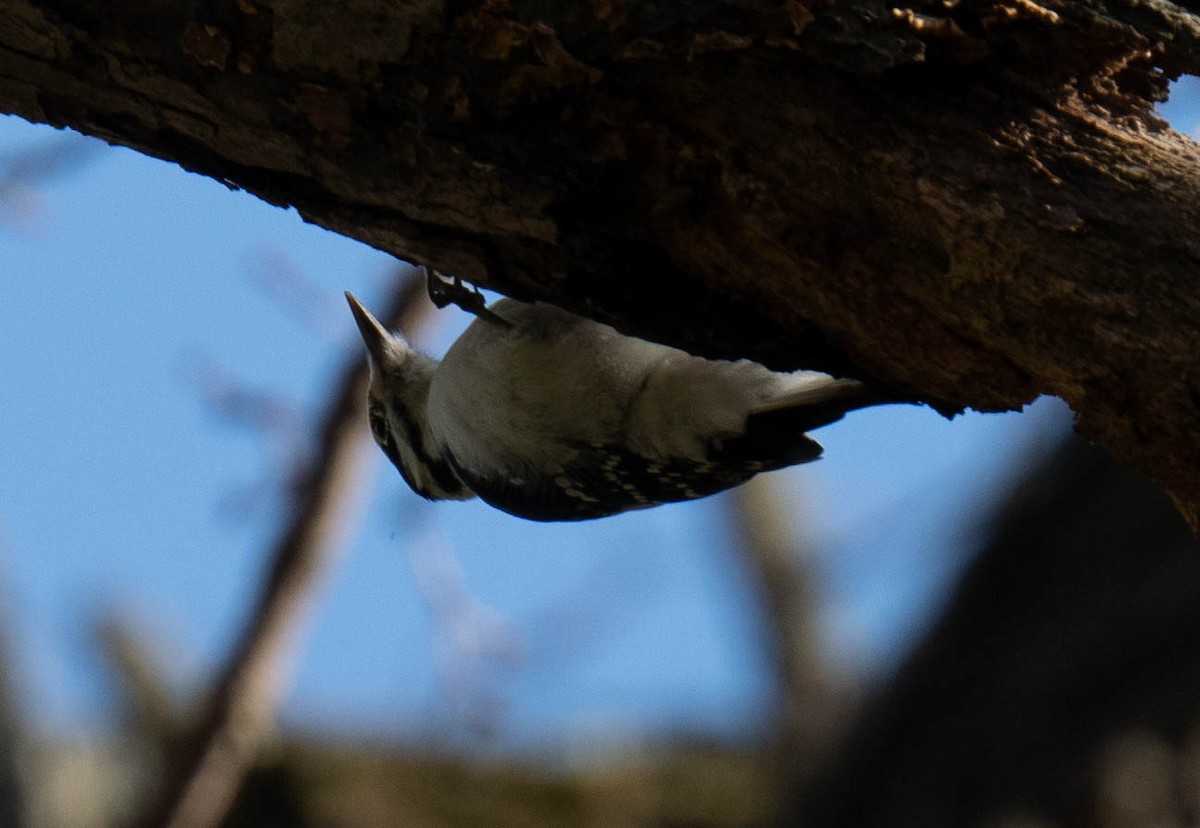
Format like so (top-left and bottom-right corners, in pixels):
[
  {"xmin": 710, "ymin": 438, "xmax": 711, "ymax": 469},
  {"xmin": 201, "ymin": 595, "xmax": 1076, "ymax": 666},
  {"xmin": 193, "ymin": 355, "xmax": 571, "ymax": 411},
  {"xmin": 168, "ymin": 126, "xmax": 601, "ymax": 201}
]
[{"xmin": 345, "ymin": 291, "xmax": 404, "ymax": 365}]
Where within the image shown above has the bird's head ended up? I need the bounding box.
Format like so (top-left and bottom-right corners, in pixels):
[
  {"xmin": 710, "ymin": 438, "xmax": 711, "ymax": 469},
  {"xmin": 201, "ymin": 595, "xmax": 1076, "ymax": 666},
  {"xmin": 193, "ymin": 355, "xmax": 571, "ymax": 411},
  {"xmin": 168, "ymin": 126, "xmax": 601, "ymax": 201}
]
[{"xmin": 345, "ymin": 292, "xmax": 473, "ymax": 501}]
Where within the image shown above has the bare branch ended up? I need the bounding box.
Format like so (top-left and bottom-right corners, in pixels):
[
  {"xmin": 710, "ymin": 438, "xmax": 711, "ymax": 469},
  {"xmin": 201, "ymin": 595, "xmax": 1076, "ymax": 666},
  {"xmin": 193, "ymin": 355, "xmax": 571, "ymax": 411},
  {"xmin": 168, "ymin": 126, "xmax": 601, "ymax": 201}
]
[
  {"xmin": 407, "ymin": 528, "xmax": 523, "ymax": 736},
  {"xmin": 178, "ymin": 351, "xmax": 303, "ymax": 442},
  {"xmin": 727, "ymin": 477, "xmax": 849, "ymax": 782},
  {"xmin": 0, "ymin": 131, "xmax": 100, "ymax": 232},
  {"xmin": 94, "ymin": 613, "xmax": 178, "ymax": 743},
  {"xmin": 140, "ymin": 267, "xmax": 433, "ymax": 828},
  {"xmin": 0, "ymin": 531, "xmax": 27, "ymax": 828},
  {"xmin": 248, "ymin": 248, "xmax": 351, "ymax": 340}
]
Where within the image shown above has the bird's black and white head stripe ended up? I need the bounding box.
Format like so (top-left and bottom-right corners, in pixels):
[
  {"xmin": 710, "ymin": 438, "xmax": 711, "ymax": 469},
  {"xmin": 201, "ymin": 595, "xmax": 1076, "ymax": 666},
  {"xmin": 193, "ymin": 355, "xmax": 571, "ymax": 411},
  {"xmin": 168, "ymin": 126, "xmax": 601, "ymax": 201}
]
[
  {"xmin": 368, "ymin": 399, "xmax": 467, "ymax": 500},
  {"xmin": 347, "ymin": 292, "xmax": 473, "ymax": 502}
]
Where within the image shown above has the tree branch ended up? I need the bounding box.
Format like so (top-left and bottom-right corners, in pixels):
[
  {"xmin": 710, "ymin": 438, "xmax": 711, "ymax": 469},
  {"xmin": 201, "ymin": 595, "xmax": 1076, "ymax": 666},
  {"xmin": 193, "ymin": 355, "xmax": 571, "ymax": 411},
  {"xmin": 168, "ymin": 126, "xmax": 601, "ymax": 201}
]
[
  {"xmin": 727, "ymin": 476, "xmax": 848, "ymax": 781},
  {"xmin": 2, "ymin": 0, "xmax": 1198, "ymax": 526},
  {"xmin": 139, "ymin": 273, "xmax": 431, "ymax": 828}
]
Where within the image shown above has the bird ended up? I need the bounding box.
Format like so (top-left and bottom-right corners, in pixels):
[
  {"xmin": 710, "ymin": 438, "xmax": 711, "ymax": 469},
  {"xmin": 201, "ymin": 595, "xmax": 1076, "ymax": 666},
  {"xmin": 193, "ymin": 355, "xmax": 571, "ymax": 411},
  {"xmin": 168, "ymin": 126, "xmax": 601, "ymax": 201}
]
[{"xmin": 345, "ymin": 281, "xmax": 897, "ymax": 521}]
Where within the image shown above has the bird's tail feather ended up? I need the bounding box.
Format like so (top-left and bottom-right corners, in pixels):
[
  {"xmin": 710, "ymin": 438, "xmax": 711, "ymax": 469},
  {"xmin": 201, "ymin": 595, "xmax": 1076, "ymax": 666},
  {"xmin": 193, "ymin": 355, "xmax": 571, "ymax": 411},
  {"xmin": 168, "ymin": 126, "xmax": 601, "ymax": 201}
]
[{"xmin": 749, "ymin": 378, "xmax": 900, "ymax": 435}]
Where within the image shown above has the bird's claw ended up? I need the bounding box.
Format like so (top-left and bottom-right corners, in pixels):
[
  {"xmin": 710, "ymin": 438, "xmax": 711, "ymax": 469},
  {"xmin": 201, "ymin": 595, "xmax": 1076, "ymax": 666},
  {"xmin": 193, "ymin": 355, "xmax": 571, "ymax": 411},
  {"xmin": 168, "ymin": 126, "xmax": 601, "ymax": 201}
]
[{"xmin": 424, "ymin": 266, "xmax": 513, "ymax": 328}]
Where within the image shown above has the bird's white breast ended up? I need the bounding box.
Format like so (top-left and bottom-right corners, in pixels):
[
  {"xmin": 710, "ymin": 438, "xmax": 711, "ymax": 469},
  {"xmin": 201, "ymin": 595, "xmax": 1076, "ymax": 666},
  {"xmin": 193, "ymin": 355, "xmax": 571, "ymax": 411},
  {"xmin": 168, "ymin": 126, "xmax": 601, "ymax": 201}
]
[{"xmin": 426, "ymin": 299, "xmax": 835, "ymax": 475}]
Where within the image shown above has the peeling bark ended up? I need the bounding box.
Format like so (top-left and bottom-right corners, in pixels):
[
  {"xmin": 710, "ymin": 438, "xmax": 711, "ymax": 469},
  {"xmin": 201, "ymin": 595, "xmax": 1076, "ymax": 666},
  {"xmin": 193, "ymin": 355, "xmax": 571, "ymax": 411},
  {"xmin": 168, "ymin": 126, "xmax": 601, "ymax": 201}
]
[{"xmin": 1, "ymin": 0, "xmax": 1198, "ymax": 527}]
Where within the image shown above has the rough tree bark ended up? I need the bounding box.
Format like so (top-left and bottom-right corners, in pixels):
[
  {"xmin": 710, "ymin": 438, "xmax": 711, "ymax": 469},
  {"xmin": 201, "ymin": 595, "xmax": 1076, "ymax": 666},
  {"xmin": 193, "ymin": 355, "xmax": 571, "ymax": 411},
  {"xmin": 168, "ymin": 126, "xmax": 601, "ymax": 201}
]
[{"xmin": 1, "ymin": 0, "xmax": 1197, "ymax": 526}]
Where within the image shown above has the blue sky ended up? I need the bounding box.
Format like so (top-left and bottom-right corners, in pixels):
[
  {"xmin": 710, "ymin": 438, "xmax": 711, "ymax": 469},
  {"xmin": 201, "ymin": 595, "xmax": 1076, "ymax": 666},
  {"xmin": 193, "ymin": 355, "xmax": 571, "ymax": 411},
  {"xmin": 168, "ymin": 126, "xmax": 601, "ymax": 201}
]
[{"xmin": 0, "ymin": 76, "xmax": 1195, "ymax": 750}]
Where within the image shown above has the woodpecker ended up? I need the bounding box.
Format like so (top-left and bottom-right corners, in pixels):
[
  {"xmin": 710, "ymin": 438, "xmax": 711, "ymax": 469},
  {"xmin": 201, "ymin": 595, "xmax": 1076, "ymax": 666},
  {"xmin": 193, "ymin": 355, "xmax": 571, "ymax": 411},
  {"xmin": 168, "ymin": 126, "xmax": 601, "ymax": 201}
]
[{"xmin": 346, "ymin": 283, "xmax": 895, "ymax": 521}]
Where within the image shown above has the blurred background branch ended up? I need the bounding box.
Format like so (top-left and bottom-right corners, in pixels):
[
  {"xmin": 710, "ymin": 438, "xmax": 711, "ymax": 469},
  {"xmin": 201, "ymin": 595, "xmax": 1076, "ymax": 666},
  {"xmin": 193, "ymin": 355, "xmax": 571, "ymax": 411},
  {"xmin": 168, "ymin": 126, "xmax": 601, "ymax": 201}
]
[
  {"xmin": 793, "ymin": 436, "xmax": 1200, "ymax": 827},
  {"xmin": 727, "ymin": 476, "xmax": 847, "ymax": 783},
  {"xmin": 0, "ymin": 132, "xmax": 100, "ymax": 234},
  {"xmin": 0, "ymin": 533, "xmax": 25, "ymax": 828},
  {"xmin": 141, "ymin": 271, "xmax": 434, "ymax": 828}
]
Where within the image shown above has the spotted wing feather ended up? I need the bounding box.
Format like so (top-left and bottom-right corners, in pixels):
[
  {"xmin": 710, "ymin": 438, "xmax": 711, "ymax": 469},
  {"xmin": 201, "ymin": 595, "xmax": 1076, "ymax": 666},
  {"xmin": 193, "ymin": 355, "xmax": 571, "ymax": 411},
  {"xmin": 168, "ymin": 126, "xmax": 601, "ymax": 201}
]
[{"xmin": 451, "ymin": 432, "xmax": 824, "ymax": 522}]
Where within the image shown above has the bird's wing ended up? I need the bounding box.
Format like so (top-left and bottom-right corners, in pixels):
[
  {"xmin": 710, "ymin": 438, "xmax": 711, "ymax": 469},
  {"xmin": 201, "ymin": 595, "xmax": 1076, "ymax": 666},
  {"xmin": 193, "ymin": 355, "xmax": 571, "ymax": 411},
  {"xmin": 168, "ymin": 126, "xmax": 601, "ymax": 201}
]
[{"xmin": 452, "ymin": 434, "xmax": 823, "ymax": 522}]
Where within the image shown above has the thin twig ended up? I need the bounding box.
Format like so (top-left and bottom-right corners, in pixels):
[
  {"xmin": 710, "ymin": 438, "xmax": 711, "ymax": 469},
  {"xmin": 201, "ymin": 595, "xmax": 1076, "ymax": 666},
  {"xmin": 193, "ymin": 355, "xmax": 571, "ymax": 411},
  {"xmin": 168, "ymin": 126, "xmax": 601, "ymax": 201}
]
[
  {"xmin": 140, "ymin": 269, "xmax": 433, "ymax": 828},
  {"xmin": 0, "ymin": 133, "xmax": 102, "ymax": 233},
  {"xmin": 406, "ymin": 528, "xmax": 523, "ymax": 736}
]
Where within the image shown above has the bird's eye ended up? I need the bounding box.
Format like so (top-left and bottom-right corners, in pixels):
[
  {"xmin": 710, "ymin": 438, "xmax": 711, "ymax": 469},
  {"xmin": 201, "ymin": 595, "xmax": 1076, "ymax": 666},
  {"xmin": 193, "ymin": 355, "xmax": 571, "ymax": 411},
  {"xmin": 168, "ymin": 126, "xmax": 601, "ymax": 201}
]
[{"xmin": 368, "ymin": 407, "xmax": 390, "ymax": 446}]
